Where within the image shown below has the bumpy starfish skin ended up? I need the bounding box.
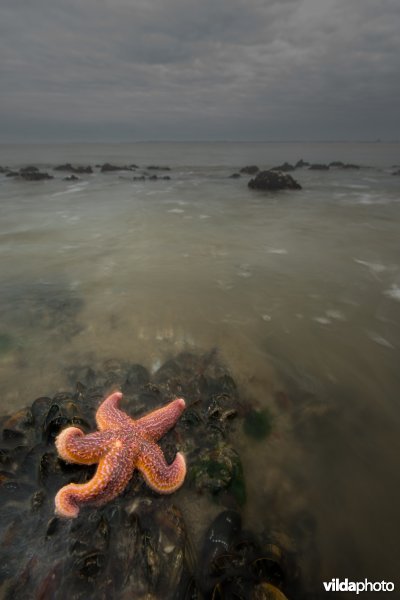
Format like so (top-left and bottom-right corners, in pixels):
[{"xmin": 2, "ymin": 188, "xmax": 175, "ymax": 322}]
[{"xmin": 55, "ymin": 392, "xmax": 186, "ymax": 518}]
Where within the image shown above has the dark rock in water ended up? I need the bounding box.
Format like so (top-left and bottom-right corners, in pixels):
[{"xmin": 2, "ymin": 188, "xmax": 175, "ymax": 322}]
[
  {"xmin": 229, "ymin": 173, "xmax": 241, "ymax": 178},
  {"xmin": 100, "ymin": 163, "xmax": 134, "ymax": 172},
  {"xmin": 146, "ymin": 165, "xmax": 171, "ymax": 171},
  {"xmin": 392, "ymin": 169, "xmax": 400, "ymax": 176},
  {"xmin": 329, "ymin": 161, "xmax": 360, "ymax": 169},
  {"xmin": 240, "ymin": 165, "xmax": 259, "ymax": 175},
  {"xmin": 0, "ymin": 165, "xmax": 9, "ymax": 173},
  {"xmin": 4, "ymin": 167, "xmax": 53, "ymax": 180},
  {"xmin": 133, "ymin": 175, "xmax": 146, "ymax": 181},
  {"xmin": 342, "ymin": 163, "xmax": 360, "ymax": 169},
  {"xmin": 271, "ymin": 162, "xmax": 295, "ymax": 172},
  {"xmin": 309, "ymin": 164, "xmax": 329, "ymax": 170},
  {"xmin": 198, "ymin": 509, "xmax": 301, "ymax": 598},
  {"xmin": 248, "ymin": 170, "xmax": 302, "ymax": 191},
  {"xmin": 20, "ymin": 166, "xmax": 39, "ymax": 173},
  {"xmin": 63, "ymin": 175, "xmax": 79, "ymax": 181},
  {"xmin": 295, "ymin": 159, "xmax": 310, "ymax": 168},
  {"xmin": 54, "ymin": 163, "xmax": 93, "ymax": 174},
  {"xmin": 20, "ymin": 171, "xmax": 54, "ymax": 181},
  {"xmin": 0, "ymin": 350, "xmax": 306, "ymax": 598}
]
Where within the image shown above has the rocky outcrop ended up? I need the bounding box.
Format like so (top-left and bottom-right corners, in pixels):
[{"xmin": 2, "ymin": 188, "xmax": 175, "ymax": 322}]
[
  {"xmin": 5, "ymin": 167, "xmax": 54, "ymax": 181},
  {"xmin": 133, "ymin": 175, "xmax": 171, "ymax": 182},
  {"xmin": 20, "ymin": 171, "xmax": 54, "ymax": 181},
  {"xmin": 309, "ymin": 164, "xmax": 330, "ymax": 170},
  {"xmin": 63, "ymin": 175, "xmax": 80, "ymax": 181},
  {"xmin": 248, "ymin": 170, "xmax": 302, "ymax": 191},
  {"xmin": 271, "ymin": 162, "xmax": 295, "ymax": 172},
  {"xmin": 295, "ymin": 159, "xmax": 310, "ymax": 168},
  {"xmin": 54, "ymin": 163, "xmax": 93, "ymax": 174},
  {"xmin": 100, "ymin": 163, "xmax": 137, "ymax": 172},
  {"xmin": 229, "ymin": 173, "xmax": 241, "ymax": 179},
  {"xmin": 240, "ymin": 165, "xmax": 259, "ymax": 175},
  {"xmin": 329, "ymin": 161, "xmax": 360, "ymax": 169},
  {"xmin": 146, "ymin": 165, "xmax": 171, "ymax": 171}
]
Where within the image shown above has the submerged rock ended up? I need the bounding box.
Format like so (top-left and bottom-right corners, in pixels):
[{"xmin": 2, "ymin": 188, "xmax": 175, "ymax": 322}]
[
  {"xmin": 308, "ymin": 164, "xmax": 329, "ymax": 170},
  {"xmin": 100, "ymin": 163, "xmax": 136, "ymax": 172},
  {"xmin": 248, "ymin": 170, "xmax": 302, "ymax": 191},
  {"xmin": 0, "ymin": 350, "xmax": 307, "ymax": 598},
  {"xmin": 295, "ymin": 159, "xmax": 310, "ymax": 168},
  {"xmin": 54, "ymin": 163, "xmax": 93, "ymax": 174},
  {"xmin": 6, "ymin": 167, "xmax": 54, "ymax": 181},
  {"xmin": 271, "ymin": 162, "xmax": 295, "ymax": 172},
  {"xmin": 240, "ymin": 165, "xmax": 260, "ymax": 175},
  {"xmin": 146, "ymin": 165, "xmax": 171, "ymax": 171},
  {"xmin": 63, "ymin": 175, "xmax": 79, "ymax": 181}
]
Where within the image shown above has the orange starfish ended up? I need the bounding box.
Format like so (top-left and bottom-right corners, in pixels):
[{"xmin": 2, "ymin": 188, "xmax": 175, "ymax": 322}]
[{"xmin": 54, "ymin": 391, "xmax": 186, "ymax": 518}]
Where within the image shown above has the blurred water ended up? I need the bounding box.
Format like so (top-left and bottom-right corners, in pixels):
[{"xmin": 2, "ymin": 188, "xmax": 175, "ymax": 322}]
[{"xmin": 0, "ymin": 142, "xmax": 399, "ymax": 592}]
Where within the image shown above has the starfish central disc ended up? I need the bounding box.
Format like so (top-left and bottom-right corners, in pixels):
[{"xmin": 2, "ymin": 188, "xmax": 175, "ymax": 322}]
[{"xmin": 54, "ymin": 392, "xmax": 186, "ymax": 518}]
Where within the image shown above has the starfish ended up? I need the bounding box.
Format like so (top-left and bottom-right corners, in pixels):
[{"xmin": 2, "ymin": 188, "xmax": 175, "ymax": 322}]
[{"xmin": 54, "ymin": 391, "xmax": 186, "ymax": 518}]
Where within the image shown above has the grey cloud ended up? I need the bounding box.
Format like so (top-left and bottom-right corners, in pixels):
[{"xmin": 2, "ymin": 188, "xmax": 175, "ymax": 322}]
[{"xmin": 0, "ymin": 0, "xmax": 399, "ymax": 141}]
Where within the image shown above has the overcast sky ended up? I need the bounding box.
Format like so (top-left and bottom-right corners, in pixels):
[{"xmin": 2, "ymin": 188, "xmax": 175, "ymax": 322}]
[{"xmin": 1, "ymin": 0, "xmax": 399, "ymax": 142}]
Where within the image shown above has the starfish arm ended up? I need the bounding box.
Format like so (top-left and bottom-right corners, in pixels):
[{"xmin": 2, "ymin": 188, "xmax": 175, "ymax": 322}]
[
  {"xmin": 136, "ymin": 397, "xmax": 186, "ymax": 440},
  {"xmin": 55, "ymin": 427, "xmax": 114, "ymax": 464},
  {"xmin": 55, "ymin": 444, "xmax": 135, "ymax": 518},
  {"xmin": 96, "ymin": 391, "xmax": 132, "ymax": 430},
  {"xmin": 136, "ymin": 440, "xmax": 186, "ymax": 494}
]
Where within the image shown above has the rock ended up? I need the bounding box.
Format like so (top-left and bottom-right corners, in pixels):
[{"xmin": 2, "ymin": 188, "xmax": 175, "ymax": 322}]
[
  {"xmin": 146, "ymin": 165, "xmax": 171, "ymax": 171},
  {"xmin": 392, "ymin": 169, "xmax": 400, "ymax": 176},
  {"xmin": 19, "ymin": 171, "xmax": 54, "ymax": 181},
  {"xmin": 229, "ymin": 173, "xmax": 241, "ymax": 179},
  {"xmin": 271, "ymin": 162, "xmax": 295, "ymax": 172},
  {"xmin": 54, "ymin": 163, "xmax": 93, "ymax": 174},
  {"xmin": 248, "ymin": 170, "xmax": 302, "ymax": 191},
  {"xmin": 240, "ymin": 165, "xmax": 259, "ymax": 175},
  {"xmin": 133, "ymin": 176, "xmax": 146, "ymax": 181},
  {"xmin": 100, "ymin": 163, "xmax": 134, "ymax": 172},
  {"xmin": 63, "ymin": 175, "xmax": 79, "ymax": 181},
  {"xmin": 295, "ymin": 159, "xmax": 310, "ymax": 168},
  {"xmin": 20, "ymin": 166, "xmax": 39, "ymax": 174},
  {"xmin": 308, "ymin": 164, "xmax": 329, "ymax": 170},
  {"xmin": 329, "ymin": 161, "xmax": 360, "ymax": 169}
]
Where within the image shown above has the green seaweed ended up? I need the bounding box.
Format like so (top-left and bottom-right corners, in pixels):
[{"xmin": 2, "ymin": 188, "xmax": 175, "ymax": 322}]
[
  {"xmin": 243, "ymin": 408, "xmax": 273, "ymax": 441},
  {"xmin": 0, "ymin": 333, "xmax": 14, "ymax": 356}
]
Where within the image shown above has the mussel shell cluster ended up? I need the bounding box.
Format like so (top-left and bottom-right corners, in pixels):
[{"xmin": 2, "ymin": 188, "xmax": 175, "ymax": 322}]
[{"xmin": 0, "ymin": 351, "xmax": 302, "ymax": 598}]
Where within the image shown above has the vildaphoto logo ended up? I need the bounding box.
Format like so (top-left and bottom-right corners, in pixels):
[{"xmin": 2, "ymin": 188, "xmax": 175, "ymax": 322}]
[{"xmin": 323, "ymin": 579, "xmax": 395, "ymax": 594}]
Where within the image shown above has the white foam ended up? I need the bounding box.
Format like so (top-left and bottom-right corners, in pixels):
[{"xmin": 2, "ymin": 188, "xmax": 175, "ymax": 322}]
[
  {"xmin": 354, "ymin": 258, "xmax": 387, "ymax": 273},
  {"xmin": 325, "ymin": 309, "xmax": 346, "ymax": 321},
  {"xmin": 384, "ymin": 285, "xmax": 400, "ymax": 301},
  {"xmin": 313, "ymin": 316, "xmax": 331, "ymax": 325},
  {"xmin": 366, "ymin": 331, "xmax": 394, "ymax": 349},
  {"xmin": 168, "ymin": 208, "xmax": 184, "ymax": 213},
  {"xmin": 267, "ymin": 248, "xmax": 288, "ymax": 254}
]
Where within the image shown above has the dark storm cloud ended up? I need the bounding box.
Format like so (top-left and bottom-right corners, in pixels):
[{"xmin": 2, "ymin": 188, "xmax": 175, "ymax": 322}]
[{"xmin": 1, "ymin": 0, "xmax": 399, "ymax": 141}]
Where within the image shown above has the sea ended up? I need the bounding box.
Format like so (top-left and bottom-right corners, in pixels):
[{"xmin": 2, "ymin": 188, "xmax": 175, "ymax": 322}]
[{"xmin": 1, "ymin": 141, "xmax": 399, "ymax": 594}]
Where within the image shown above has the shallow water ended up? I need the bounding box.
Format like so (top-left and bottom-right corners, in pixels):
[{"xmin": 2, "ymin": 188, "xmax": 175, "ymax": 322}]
[{"xmin": 1, "ymin": 142, "xmax": 400, "ymax": 594}]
